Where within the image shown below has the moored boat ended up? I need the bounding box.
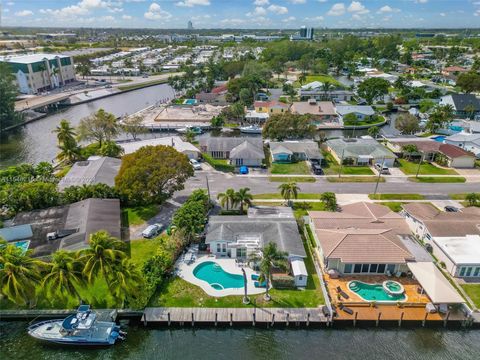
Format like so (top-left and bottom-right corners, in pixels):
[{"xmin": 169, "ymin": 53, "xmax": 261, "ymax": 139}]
[
  {"xmin": 27, "ymin": 305, "xmax": 125, "ymax": 346},
  {"xmin": 240, "ymin": 125, "xmax": 262, "ymax": 134},
  {"xmin": 177, "ymin": 126, "xmax": 203, "ymax": 134}
]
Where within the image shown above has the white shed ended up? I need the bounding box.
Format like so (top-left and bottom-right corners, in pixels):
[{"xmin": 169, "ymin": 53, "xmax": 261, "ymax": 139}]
[{"xmin": 291, "ymin": 259, "xmax": 308, "ymax": 288}]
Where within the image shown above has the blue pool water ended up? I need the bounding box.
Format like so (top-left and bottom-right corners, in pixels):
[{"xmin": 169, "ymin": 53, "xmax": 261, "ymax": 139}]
[
  {"xmin": 13, "ymin": 240, "xmax": 30, "ymax": 254},
  {"xmin": 193, "ymin": 261, "xmax": 244, "ymax": 290},
  {"xmin": 450, "ymin": 125, "xmax": 463, "ymax": 132},
  {"xmin": 432, "ymin": 136, "xmax": 446, "ymax": 142},
  {"xmin": 348, "ymin": 281, "xmax": 406, "ymax": 302},
  {"xmin": 183, "ymin": 99, "xmax": 197, "ymax": 105}
]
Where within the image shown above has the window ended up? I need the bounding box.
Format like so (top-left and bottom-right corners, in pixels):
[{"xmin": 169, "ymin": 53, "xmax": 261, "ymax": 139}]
[
  {"xmin": 361, "ymin": 264, "xmax": 369, "ymax": 273},
  {"xmin": 387, "ymin": 264, "xmax": 396, "ymax": 274},
  {"xmin": 237, "ymin": 247, "xmax": 246, "ymax": 258},
  {"xmin": 465, "ymin": 267, "xmax": 472, "ymax": 277},
  {"xmin": 370, "ymin": 264, "xmax": 378, "ymax": 273},
  {"xmin": 299, "ymin": 276, "xmax": 303, "ymax": 281},
  {"xmin": 459, "ymin": 267, "xmax": 466, "ymax": 277},
  {"xmin": 216, "ymin": 243, "xmax": 221, "ymax": 253},
  {"xmin": 473, "ymin": 267, "xmax": 480, "ymax": 277},
  {"xmin": 344, "ymin": 264, "xmax": 353, "ymax": 273},
  {"xmin": 222, "ymin": 244, "xmax": 226, "ymax": 253},
  {"xmin": 354, "ymin": 264, "xmax": 362, "ymax": 273},
  {"xmin": 378, "ymin": 264, "xmax": 386, "ymax": 273}
]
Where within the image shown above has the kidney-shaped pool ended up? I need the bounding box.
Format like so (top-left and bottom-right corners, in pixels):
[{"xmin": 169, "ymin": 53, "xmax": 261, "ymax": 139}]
[{"xmin": 193, "ymin": 261, "xmax": 245, "ymax": 290}]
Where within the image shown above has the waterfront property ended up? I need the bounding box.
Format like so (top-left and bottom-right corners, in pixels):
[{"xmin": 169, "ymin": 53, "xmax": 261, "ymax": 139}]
[
  {"xmin": 402, "ymin": 203, "xmax": 480, "ymax": 278},
  {"xmin": 0, "ymin": 53, "xmax": 76, "ymax": 94},
  {"xmin": 298, "ymin": 82, "xmax": 353, "ymax": 102},
  {"xmin": 325, "ymin": 137, "xmax": 397, "ymax": 167},
  {"xmin": 444, "ymin": 133, "xmax": 480, "ymax": 158},
  {"xmin": 440, "ymin": 94, "xmax": 480, "ymax": 119},
  {"xmin": 153, "ymin": 104, "xmax": 226, "ymax": 125},
  {"xmin": 254, "ymin": 100, "xmax": 290, "ymax": 114},
  {"xmin": 58, "ymin": 156, "xmax": 121, "ymax": 190},
  {"xmin": 120, "ymin": 136, "xmax": 201, "ymax": 159},
  {"xmin": 199, "ymin": 137, "xmax": 264, "ymax": 167},
  {"xmin": 335, "ymin": 105, "xmax": 375, "ymax": 122},
  {"xmin": 8, "ymin": 198, "xmax": 121, "ymax": 256},
  {"xmin": 269, "ymin": 140, "xmax": 323, "ymax": 164},
  {"xmin": 290, "ymin": 100, "xmax": 339, "ymax": 127}
]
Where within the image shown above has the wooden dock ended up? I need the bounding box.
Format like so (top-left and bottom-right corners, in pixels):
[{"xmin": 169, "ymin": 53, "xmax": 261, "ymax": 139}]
[{"xmin": 142, "ymin": 307, "xmax": 328, "ymax": 327}]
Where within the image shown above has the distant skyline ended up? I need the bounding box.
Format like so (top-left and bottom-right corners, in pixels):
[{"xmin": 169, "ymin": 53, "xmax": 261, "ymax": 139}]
[{"xmin": 2, "ymin": 0, "xmax": 480, "ymax": 29}]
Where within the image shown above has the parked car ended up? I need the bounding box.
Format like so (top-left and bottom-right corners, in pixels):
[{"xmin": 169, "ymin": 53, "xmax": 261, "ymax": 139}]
[
  {"xmin": 312, "ymin": 164, "xmax": 324, "ymax": 175},
  {"xmin": 374, "ymin": 163, "xmax": 390, "ymax": 174},
  {"xmin": 190, "ymin": 158, "xmax": 202, "ymax": 170},
  {"xmin": 239, "ymin": 166, "xmax": 249, "ymax": 174},
  {"xmin": 142, "ymin": 223, "xmax": 164, "ymax": 238},
  {"xmin": 444, "ymin": 206, "xmax": 459, "ymax": 213}
]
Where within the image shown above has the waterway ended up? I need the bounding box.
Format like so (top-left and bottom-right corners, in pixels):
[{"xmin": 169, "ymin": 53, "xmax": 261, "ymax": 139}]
[{"xmin": 1, "ymin": 322, "xmax": 480, "ymax": 360}]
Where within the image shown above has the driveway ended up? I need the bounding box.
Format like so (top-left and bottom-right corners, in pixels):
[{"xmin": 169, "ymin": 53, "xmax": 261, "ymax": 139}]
[{"xmin": 129, "ymin": 201, "xmax": 181, "ymax": 240}]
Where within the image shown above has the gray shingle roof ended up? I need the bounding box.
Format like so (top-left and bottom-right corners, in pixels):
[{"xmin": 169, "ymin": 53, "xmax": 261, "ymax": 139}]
[
  {"xmin": 336, "ymin": 105, "xmax": 375, "ymax": 116},
  {"xmin": 270, "ymin": 140, "xmax": 323, "ymax": 160},
  {"xmin": 199, "ymin": 137, "xmax": 263, "ymax": 152},
  {"xmin": 326, "ymin": 138, "xmax": 396, "ymax": 159},
  {"xmin": 230, "ymin": 141, "xmax": 265, "ymax": 160}
]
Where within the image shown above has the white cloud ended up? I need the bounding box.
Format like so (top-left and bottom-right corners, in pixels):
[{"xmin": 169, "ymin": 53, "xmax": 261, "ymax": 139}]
[
  {"xmin": 317, "ymin": 0, "xmax": 328, "ymax": 3},
  {"xmin": 347, "ymin": 1, "xmax": 369, "ymax": 15},
  {"xmin": 122, "ymin": 14, "xmax": 132, "ymax": 20},
  {"xmin": 15, "ymin": 10, "xmax": 33, "ymax": 17},
  {"xmin": 288, "ymin": 0, "xmax": 306, "ymax": 4},
  {"xmin": 268, "ymin": 4, "xmax": 288, "ymax": 14},
  {"xmin": 305, "ymin": 15, "xmax": 324, "ymax": 21},
  {"xmin": 108, "ymin": 7, "xmax": 123, "ymax": 13},
  {"xmin": 440, "ymin": 12, "xmax": 446, "ymax": 17},
  {"xmin": 100, "ymin": 15, "xmax": 115, "ymax": 21},
  {"xmin": 6, "ymin": 2, "xmax": 15, "ymax": 6},
  {"xmin": 254, "ymin": 0, "xmax": 269, "ymax": 5},
  {"xmin": 327, "ymin": 3, "xmax": 345, "ymax": 16},
  {"xmin": 282, "ymin": 16, "xmax": 296, "ymax": 22},
  {"xmin": 39, "ymin": 0, "xmax": 118, "ymax": 18},
  {"xmin": 144, "ymin": 3, "xmax": 172, "ymax": 20},
  {"xmin": 377, "ymin": 5, "xmax": 400, "ymax": 14},
  {"xmin": 415, "ymin": 0, "xmax": 428, "ymax": 3},
  {"xmin": 247, "ymin": 7, "xmax": 267, "ymax": 16},
  {"xmin": 175, "ymin": 0, "xmax": 210, "ymax": 7},
  {"xmin": 220, "ymin": 18, "xmax": 247, "ymax": 25}
]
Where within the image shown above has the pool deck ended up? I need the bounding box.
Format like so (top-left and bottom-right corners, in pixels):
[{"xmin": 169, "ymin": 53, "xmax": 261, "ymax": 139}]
[{"xmin": 176, "ymin": 254, "xmax": 266, "ymax": 297}]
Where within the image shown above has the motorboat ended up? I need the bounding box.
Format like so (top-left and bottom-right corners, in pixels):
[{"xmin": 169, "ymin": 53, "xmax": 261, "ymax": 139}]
[
  {"xmin": 177, "ymin": 126, "xmax": 203, "ymax": 134},
  {"xmin": 240, "ymin": 125, "xmax": 262, "ymax": 134},
  {"xmin": 27, "ymin": 305, "xmax": 125, "ymax": 346}
]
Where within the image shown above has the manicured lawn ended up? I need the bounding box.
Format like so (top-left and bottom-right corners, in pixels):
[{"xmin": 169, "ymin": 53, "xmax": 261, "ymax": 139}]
[
  {"xmin": 343, "ymin": 116, "xmax": 385, "ymax": 127},
  {"xmin": 292, "ymin": 202, "xmax": 326, "ymax": 218},
  {"xmin": 398, "ymin": 159, "xmax": 458, "ymax": 175},
  {"xmin": 322, "ymin": 151, "xmax": 374, "ymax": 175},
  {"xmin": 253, "ymin": 193, "xmax": 322, "ymax": 200},
  {"xmin": 381, "ymin": 202, "xmax": 406, "ymax": 212},
  {"xmin": 271, "ymin": 161, "xmax": 311, "ymax": 175},
  {"xmin": 461, "ymin": 284, "xmax": 480, "ymax": 308},
  {"xmin": 408, "ymin": 177, "xmax": 466, "ymax": 183},
  {"xmin": 269, "ymin": 176, "xmax": 316, "ymax": 182},
  {"xmin": 369, "ymin": 193, "xmax": 426, "ymax": 200},
  {"xmin": 449, "ymin": 193, "xmax": 468, "ymax": 200},
  {"xmin": 129, "ymin": 237, "xmax": 163, "ymax": 267},
  {"xmin": 327, "ymin": 176, "xmax": 384, "ymax": 183},
  {"xmin": 294, "ymin": 74, "xmax": 342, "ymax": 88},
  {"xmin": 122, "ymin": 204, "xmax": 160, "ymax": 226}
]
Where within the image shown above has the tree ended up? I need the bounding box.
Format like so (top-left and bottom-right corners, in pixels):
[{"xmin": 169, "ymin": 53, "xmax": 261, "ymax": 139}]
[
  {"xmin": 115, "ymin": 145, "xmax": 193, "ymax": 205},
  {"xmin": 263, "ymin": 113, "xmax": 315, "ymax": 141},
  {"xmin": 278, "ymin": 182, "xmax": 299, "ymax": 204},
  {"xmin": 217, "ymin": 188, "xmax": 238, "ymax": 211},
  {"xmin": 61, "ymin": 184, "xmax": 118, "ymax": 204},
  {"xmin": 235, "ymin": 187, "xmax": 253, "ymax": 214},
  {"xmin": 79, "ymin": 231, "xmax": 126, "ymax": 284},
  {"xmin": 320, "ymin": 192, "xmax": 337, "ymax": 211},
  {"xmin": 402, "ymin": 144, "xmax": 419, "ymax": 161},
  {"xmin": 395, "ymin": 113, "xmax": 420, "ymax": 135},
  {"xmin": 464, "ymin": 104, "xmax": 477, "ymax": 120},
  {"xmin": 321, "ymin": 81, "xmax": 333, "ymax": 101},
  {"xmin": 249, "ymin": 242, "xmax": 288, "ymax": 301},
  {"xmin": 42, "ymin": 251, "xmax": 83, "ymax": 302},
  {"xmin": 0, "ymin": 245, "xmax": 46, "ymax": 307},
  {"xmin": 465, "ymin": 193, "xmax": 479, "ymax": 207},
  {"xmin": 367, "ymin": 126, "xmax": 380, "ymax": 139},
  {"xmin": 357, "ymin": 78, "xmax": 390, "ymax": 104},
  {"xmin": 426, "ymin": 104, "xmax": 454, "ymax": 133},
  {"xmin": 184, "ymin": 129, "xmax": 196, "ymax": 143},
  {"xmin": 419, "ymin": 100, "xmax": 435, "ymax": 114},
  {"xmin": 343, "ymin": 113, "xmax": 358, "ymax": 126},
  {"xmin": 172, "ymin": 190, "xmax": 210, "ymax": 241},
  {"xmin": 0, "ymin": 62, "xmax": 22, "ymax": 132},
  {"xmin": 77, "ymin": 109, "xmax": 120, "ymax": 146},
  {"xmin": 53, "ymin": 119, "xmax": 80, "ymax": 164},
  {"xmin": 109, "ymin": 258, "xmax": 144, "ymax": 307},
  {"xmin": 456, "ymin": 72, "xmax": 480, "ymax": 93},
  {"xmin": 211, "ymin": 115, "xmax": 225, "ymax": 128},
  {"xmin": 298, "ymin": 73, "xmax": 306, "ymax": 85},
  {"xmin": 121, "ymin": 115, "xmax": 147, "ymax": 141},
  {"xmin": 0, "ymin": 182, "xmax": 60, "ymax": 214}
]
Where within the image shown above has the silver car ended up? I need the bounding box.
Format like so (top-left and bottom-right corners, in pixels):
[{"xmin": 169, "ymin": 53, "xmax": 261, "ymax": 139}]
[{"xmin": 142, "ymin": 223, "xmax": 163, "ymax": 238}]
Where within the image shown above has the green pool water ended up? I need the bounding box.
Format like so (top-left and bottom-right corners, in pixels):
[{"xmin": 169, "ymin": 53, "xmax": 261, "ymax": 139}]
[
  {"xmin": 193, "ymin": 261, "xmax": 244, "ymax": 290},
  {"xmin": 348, "ymin": 281, "xmax": 406, "ymax": 302}
]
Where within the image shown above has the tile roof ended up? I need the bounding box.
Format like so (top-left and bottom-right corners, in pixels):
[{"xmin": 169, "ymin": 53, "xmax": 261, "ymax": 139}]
[
  {"xmin": 291, "ymin": 101, "xmax": 336, "ymax": 116},
  {"xmin": 438, "ymin": 143, "xmax": 475, "ymax": 158}
]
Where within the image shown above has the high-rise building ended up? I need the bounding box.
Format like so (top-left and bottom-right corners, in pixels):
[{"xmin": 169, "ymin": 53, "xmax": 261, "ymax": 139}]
[
  {"xmin": 187, "ymin": 20, "xmax": 193, "ymax": 30},
  {"xmin": 290, "ymin": 26, "xmax": 314, "ymax": 41}
]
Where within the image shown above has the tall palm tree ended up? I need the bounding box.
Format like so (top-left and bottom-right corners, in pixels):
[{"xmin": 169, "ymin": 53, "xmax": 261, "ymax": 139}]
[
  {"xmin": 278, "ymin": 182, "xmax": 300, "ymax": 205},
  {"xmin": 249, "ymin": 243, "xmax": 288, "ymax": 301},
  {"xmin": 321, "ymin": 81, "xmax": 333, "ymax": 101},
  {"xmin": 184, "ymin": 129, "xmax": 196, "ymax": 143},
  {"xmin": 217, "ymin": 188, "xmax": 238, "ymax": 211},
  {"xmin": 42, "ymin": 251, "xmax": 84, "ymax": 302},
  {"xmin": 235, "ymin": 187, "xmax": 253, "ymax": 214},
  {"xmin": 320, "ymin": 192, "xmax": 338, "ymax": 212},
  {"xmin": 53, "ymin": 119, "xmax": 76, "ymax": 145},
  {"xmin": 79, "ymin": 231, "xmax": 126, "ymax": 284},
  {"xmin": 109, "ymin": 258, "xmax": 144, "ymax": 307},
  {"xmin": 0, "ymin": 245, "xmax": 46, "ymax": 307},
  {"xmin": 53, "ymin": 119, "xmax": 80, "ymax": 164}
]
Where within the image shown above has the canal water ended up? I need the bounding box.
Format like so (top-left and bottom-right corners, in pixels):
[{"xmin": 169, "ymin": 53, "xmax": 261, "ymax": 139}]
[{"xmin": 1, "ymin": 322, "xmax": 480, "ymax": 360}]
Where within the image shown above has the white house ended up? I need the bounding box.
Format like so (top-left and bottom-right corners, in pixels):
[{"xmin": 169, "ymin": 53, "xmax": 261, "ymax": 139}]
[{"xmin": 444, "ymin": 133, "xmax": 480, "ymax": 158}]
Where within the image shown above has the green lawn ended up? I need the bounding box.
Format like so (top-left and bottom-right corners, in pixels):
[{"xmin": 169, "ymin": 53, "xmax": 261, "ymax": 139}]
[
  {"xmin": 398, "ymin": 159, "xmax": 458, "ymax": 175},
  {"xmin": 129, "ymin": 237, "xmax": 163, "ymax": 267},
  {"xmin": 294, "ymin": 74, "xmax": 342, "ymax": 88},
  {"xmin": 381, "ymin": 202, "xmax": 406, "ymax": 212},
  {"xmin": 322, "ymin": 151, "xmax": 374, "ymax": 175},
  {"xmin": 271, "ymin": 161, "xmax": 311, "ymax": 175},
  {"xmin": 461, "ymin": 284, "xmax": 480, "ymax": 308},
  {"xmin": 121, "ymin": 204, "xmax": 160, "ymax": 227},
  {"xmin": 253, "ymin": 193, "xmax": 322, "ymax": 200},
  {"xmin": 369, "ymin": 193, "xmax": 426, "ymax": 200},
  {"xmin": 269, "ymin": 176, "xmax": 316, "ymax": 183},
  {"xmin": 408, "ymin": 177, "xmax": 466, "ymax": 183},
  {"xmin": 343, "ymin": 116, "xmax": 385, "ymax": 127},
  {"xmin": 327, "ymin": 176, "xmax": 384, "ymax": 183},
  {"xmin": 292, "ymin": 202, "xmax": 326, "ymax": 218}
]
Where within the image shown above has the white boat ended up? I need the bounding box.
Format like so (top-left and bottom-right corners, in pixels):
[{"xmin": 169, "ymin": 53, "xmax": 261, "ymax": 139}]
[
  {"xmin": 177, "ymin": 126, "xmax": 203, "ymax": 134},
  {"xmin": 27, "ymin": 305, "xmax": 125, "ymax": 346},
  {"xmin": 240, "ymin": 125, "xmax": 262, "ymax": 134}
]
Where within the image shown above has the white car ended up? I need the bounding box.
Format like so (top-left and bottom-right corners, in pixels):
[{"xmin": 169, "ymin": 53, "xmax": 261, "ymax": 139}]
[
  {"xmin": 142, "ymin": 223, "xmax": 163, "ymax": 238},
  {"xmin": 190, "ymin": 159, "xmax": 202, "ymax": 170},
  {"xmin": 374, "ymin": 163, "xmax": 390, "ymax": 174}
]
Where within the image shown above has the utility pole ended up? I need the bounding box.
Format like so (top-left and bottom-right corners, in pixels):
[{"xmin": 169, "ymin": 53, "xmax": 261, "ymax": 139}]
[
  {"xmin": 338, "ymin": 148, "xmax": 345, "ymax": 178},
  {"xmin": 373, "ymin": 156, "xmax": 385, "ymax": 196},
  {"xmin": 415, "ymin": 152, "xmax": 424, "ymax": 178},
  {"xmin": 205, "ymin": 175, "xmax": 211, "ymax": 202}
]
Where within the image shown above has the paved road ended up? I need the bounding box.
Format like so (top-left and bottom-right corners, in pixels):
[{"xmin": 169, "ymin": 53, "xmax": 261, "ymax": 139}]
[{"xmin": 129, "ymin": 201, "xmax": 180, "ymax": 240}]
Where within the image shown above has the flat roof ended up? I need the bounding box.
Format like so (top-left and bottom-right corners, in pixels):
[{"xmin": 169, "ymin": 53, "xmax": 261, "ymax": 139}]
[
  {"xmin": 434, "ymin": 235, "xmax": 480, "ymax": 265},
  {"xmin": 407, "ymin": 262, "xmax": 464, "ymax": 304},
  {"xmin": 1, "ymin": 53, "xmax": 69, "ymax": 64}
]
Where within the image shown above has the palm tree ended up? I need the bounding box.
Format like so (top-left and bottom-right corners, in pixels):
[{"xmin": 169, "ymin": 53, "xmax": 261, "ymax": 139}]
[
  {"xmin": 367, "ymin": 126, "xmax": 380, "ymax": 139},
  {"xmin": 249, "ymin": 243, "xmax": 288, "ymax": 301},
  {"xmin": 278, "ymin": 182, "xmax": 300, "ymax": 205},
  {"xmin": 109, "ymin": 258, "xmax": 144, "ymax": 307},
  {"xmin": 217, "ymin": 188, "xmax": 238, "ymax": 211},
  {"xmin": 42, "ymin": 251, "xmax": 83, "ymax": 302},
  {"xmin": 235, "ymin": 187, "xmax": 253, "ymax": 214},
  {"xmin": 79, "ymin": 231, "xmax": 126, "ymax": 284},
  {"xmin": 0, "ymin": 245, "xmax": 46, "ymax": 307},
  {"xmin": 464, "ymin": 104, "xmax": 476, "ymax": 120},
  {"xmin": 184, "ymin": 129, "xmax": 196, "ymax": 143},
  {"xmin": 298, "ymin": 73, "xmax": 306, "ymax": 85},
  {"xmin": 321, "ymin": 81, "xmax": 333, "ymax": 101},
  {"xmin": 320, "ymin": 192, "xmax": 337, "ymax": 212},
  {"xmin": 53, "ymin": 119, "xmax": 80, "ymax": 164},
  {"xmin": 53, "ymin": 119, "xmax": 76, "ymax": 145}
]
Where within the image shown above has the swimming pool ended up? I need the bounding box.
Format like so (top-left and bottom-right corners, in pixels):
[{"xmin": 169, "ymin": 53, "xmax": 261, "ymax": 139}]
[
  {"xmin": 193, "ymin": 261, "xmax": 244, "ymax": 290},
  {"xmin": 348, "ymin": 280, "xmax": 406, "ymax": 302},
  {"xmin": 432, "ymin": 136, "xmax": 446, "ymax": 142},
  {"xmin": 183, "ymin": 99, "xmax": 197, "ymax": 105},
  {"xmin": 13, "ymin": 240, "xmax": 30, "ymax": 255}
]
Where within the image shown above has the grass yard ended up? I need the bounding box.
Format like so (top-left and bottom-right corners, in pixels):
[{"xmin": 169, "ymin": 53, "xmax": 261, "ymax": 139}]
[
  {"xmin": 292, "ymin": 202, "xmax": 326, "ymax": 218},
  {"xmin": 398, "ymin": 159, "xmax": 458, "ymax": 175},
  {"xmin": 121, "ymin": 204, "xmax": 160, "ymax": 227},
  {"xmin": 327, "ymin": 176, "xmax": 384, "ymax": 183},
  {"xmin": 322, "ymin": 151, "xmax": 374, "ymax": 175},
  {"xmin": 253, "ymin": 193, "xmax": 322, "ymax": 200},
  {"xmin": 408, "ymin": 176, "xmax": 466, "ymax": 183},
  {"xmin": 369, "ymin": 193, "xmax": 426, "ymax": 200},
  {"xmin": 294, "ymin": 74, "xmax": 342, "ymax": 88},
  {"xmin": 129, "ymin": 237, "xmax": 163, "ymax": 267},
  {"xmin": 381, "ymin": 202, "xmax": 406, "ymax": 212},
  {"xmin": 269, "ymin": 176, "xmax": 316, "ymax": 182},
  {"xmin": 271, "ymin": 161, "xmax": 311, "ymax": 175},
  {"xmin": 461, "ymin": 284, "xmax": 480, "ymax": 308}
]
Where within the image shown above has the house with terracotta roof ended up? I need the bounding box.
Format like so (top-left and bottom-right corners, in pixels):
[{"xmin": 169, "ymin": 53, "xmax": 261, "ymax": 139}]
[
  {"xmin": 441, "ymin": 66, "xmax": 468, "ymax": 77},
  {"xmin": 308, "ymin": 202, "xmax": 425, "ymax": 276},
  {"xmin": 290, "ymin": 99, "xmax": 338, "ymax": 126},
  {"xmin": 401, "ymin": 203, "xmax": 480, "ymax": 278}
]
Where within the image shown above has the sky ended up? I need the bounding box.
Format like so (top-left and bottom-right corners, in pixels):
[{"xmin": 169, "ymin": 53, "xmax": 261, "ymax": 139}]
[{"xmin": 1, "ymin": 0, "xmax": 480, "ymax": 29}]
